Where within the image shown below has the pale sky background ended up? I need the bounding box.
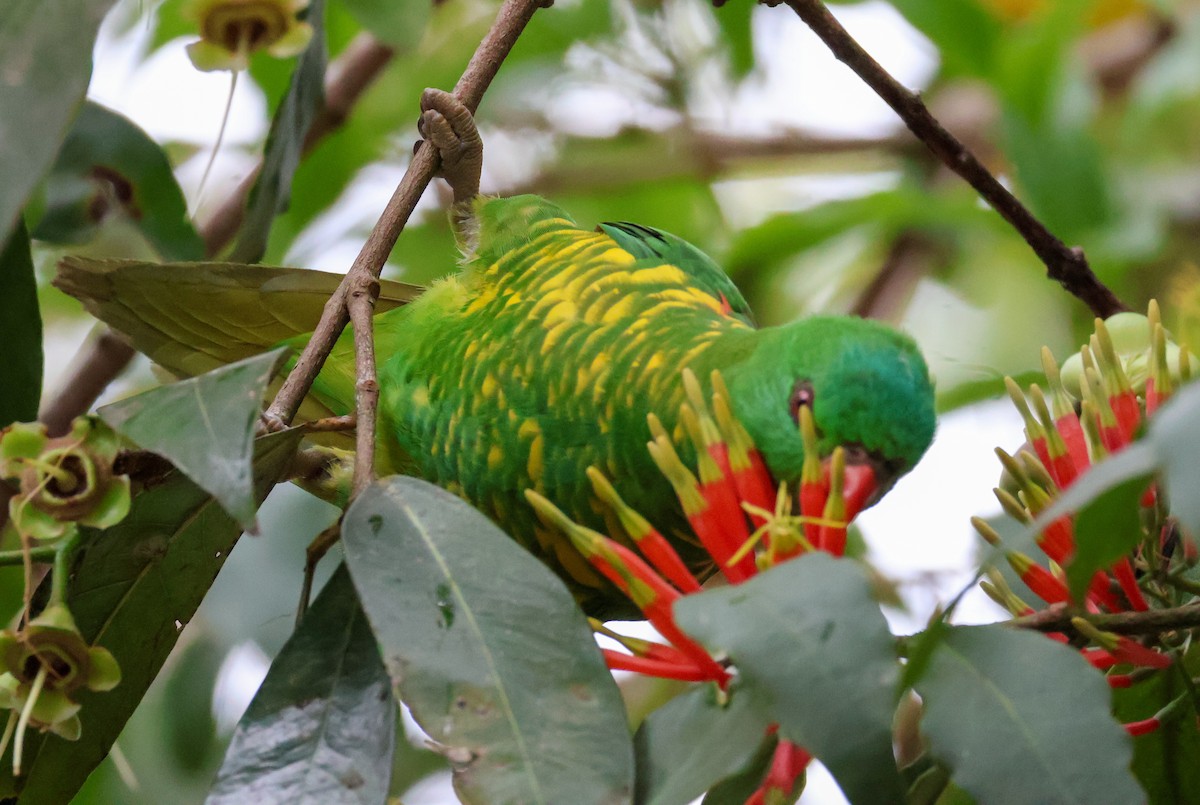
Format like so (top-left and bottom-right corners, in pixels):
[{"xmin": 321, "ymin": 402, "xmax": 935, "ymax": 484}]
[{"xmin": 62, "ymin": 1, "xmax": 1031, "ymax": 802}]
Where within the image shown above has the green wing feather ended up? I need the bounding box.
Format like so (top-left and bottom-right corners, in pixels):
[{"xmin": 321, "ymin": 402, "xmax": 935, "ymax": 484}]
[
  {"xmin": 598, "ymin": 220, "xmax": 756, "ymax": 326},
  {"xmin": 54, "ymin": 257, "xmax": 422, "ymax": 378}
]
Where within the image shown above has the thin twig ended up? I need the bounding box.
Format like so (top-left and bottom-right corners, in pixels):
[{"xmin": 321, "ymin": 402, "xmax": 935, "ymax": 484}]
[
  {"xmin": 263, "ymin": 0, "xmax": 548, "ymax": 494},
  {"xmin": 304, "ymin": 413, "xmax": 357, "ymax": 432},
  {"xmin": 1013, "ymin": 602, "xmax": 1200, "ymax": 637},
  {"xmin": 38, "ymin": 34, "xmax": 398, "ymax": 436},
  {"xmin": 774, "ymin": 0, "xmax": 1129, "ymax": 319},
  {"xmin": 348, "ymin": 276, "xmax": 379, "ymax": 494}
]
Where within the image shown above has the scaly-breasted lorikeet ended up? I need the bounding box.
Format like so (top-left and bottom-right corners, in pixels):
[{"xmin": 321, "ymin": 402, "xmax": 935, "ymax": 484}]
[{"xmin": 55, "ymin": 90, "xmax": 936, "ymax": 617}]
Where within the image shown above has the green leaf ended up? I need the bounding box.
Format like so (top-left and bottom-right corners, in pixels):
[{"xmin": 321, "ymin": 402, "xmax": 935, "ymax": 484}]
[
  {"xmin": 674, "ymin": 554, "xmax": 904, "ymax": 805},
  {"xmin": 1112, "ymin": 649, "xmax": 1200, "ymax": 804},
  {"xmin": 712, "ymin": 1, "xmax": 755, "ymax": 79},
  {"xmin": 699, "ymin": 730, "xmax": 778, "ymax": 805},
  {"xmin": 0, "ymin": 221, "xmax": 42, "ymax": 428},
  {"xmin": 338, "ymin": 0, "xmax": 429, "ymax": 51},
  {"xmin": 99, "ymin": 348, "xmax": 289, "ymax": 530},
  {"xmin": 0, "ymin": 0, "xmax": 119, "ymax": 246},
  {"xmin": 633, "ymin": 682, "xmax": 771, "ymax": 805},
  {"xmin": 32, "ymin": 101, "xmax": 204, "ymax": 261},
  {"xmin": 208, "ymin": 565, "xmax": 395, "ymax": 805},
  {"xmin": 917, "ymin": 625, "xmax": 1142, "ymax": 805},
  {"xmin": 4, "ymin": 430, "xmax": 301, "ymax": 803},
  {"xmin": 1146, "ymin": 379, "xmax": 1200, "ymax": 537},
  {"xmin": 341, "ymin": 477, "xmax": 633, "ymax": 805},
  {"xmin": 230, "ymin": 0, "xmax": 327, "ymax": 263},
  {"xmin": 886, "ymin": 0, "xmax": 999, "ymax": 78},
  {"xmin": 1065, "ymin": 473, "xmax": 1154, "ymax": 602}
]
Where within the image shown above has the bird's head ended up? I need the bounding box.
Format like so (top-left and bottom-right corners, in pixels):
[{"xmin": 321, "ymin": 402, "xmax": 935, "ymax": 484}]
[{"xmin": 721, "ymin": 316, "xmax": 936, "ymax": 521}]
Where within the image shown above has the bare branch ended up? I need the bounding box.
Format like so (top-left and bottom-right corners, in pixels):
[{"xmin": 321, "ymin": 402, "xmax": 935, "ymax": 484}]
[
  {"xmin": 774, "ymin": 0, "xmax": 1129, "ymax": 319},
  {"xmin": 263, "ymin": 0, "xmax": 548, "ymax": 496},
  {"xmin": 38, "ymin": 34, "xmax": 398, "ymax": 435},
  {"xmin": 1013, "ymin": 602, "xmax": 1200, "ymax": 637},
  {"xmin": 348, "ymin": 276, "xmax": 380, "ymax": 494}
]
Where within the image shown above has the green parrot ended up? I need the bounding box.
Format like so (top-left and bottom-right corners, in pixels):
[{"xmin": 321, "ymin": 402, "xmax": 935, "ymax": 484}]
[{"xmin": 55, "ymin": 91, "xmax": 936, "ymax": 617}]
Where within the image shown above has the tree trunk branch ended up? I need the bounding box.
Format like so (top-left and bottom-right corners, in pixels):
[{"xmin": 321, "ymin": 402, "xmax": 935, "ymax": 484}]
[{"xmin": 774, "ymin": 0, "xmax": 1129, "ymax": 319}]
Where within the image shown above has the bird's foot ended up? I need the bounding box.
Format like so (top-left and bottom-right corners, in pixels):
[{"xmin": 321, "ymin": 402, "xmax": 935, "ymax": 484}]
[{"xmin": 418, "ymin": 88, "xmax": 482, "ymax": 205}]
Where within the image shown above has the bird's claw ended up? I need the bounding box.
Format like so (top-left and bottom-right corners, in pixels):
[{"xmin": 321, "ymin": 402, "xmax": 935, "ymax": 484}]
[{"xmin": 416, "ymin": 88, "xmax": 482, "ymax": 204}]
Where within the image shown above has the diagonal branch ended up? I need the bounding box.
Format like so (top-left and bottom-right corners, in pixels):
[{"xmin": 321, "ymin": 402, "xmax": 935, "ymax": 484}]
[
  {"xmin": 773, "ymin": 0, "xmax": 1129, "ymax": 319},
  {"xmin": 38, "ymin": 33, "xmax": 397, "ymax": 437},
  {"xmin": 263, "ymin": 0, "xmax": 549, "ymax": 495}
]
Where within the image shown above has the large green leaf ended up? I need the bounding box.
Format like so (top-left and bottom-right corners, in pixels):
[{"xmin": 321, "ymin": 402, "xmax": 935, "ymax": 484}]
[
  {"xmin": 674, "ymin": 554, "xmax": 904, "ymax": 805},
  {"xmin": 230, "ymin": 0, "xmax": 327, "ymax": 263},
  {"xmin": 0, "ymin": 221, "xmax": 41, "ymax": 428},
  {"xmin": 341, "ymin": 477, "xmax": 634, "ymax": 805},
  {"xmin": 1065, "ymin": 473, "xmax": 1154, "ymax": 602},
  {"xmin": 208, "ymin": 565, "xmax": 395, "ymax": 805},
  {"xmin": 917, "ymin": 625, "xmax": 1141, "ymax": 805},
  {"xmin": 99, "ymin": 348, "xmax": 289, "ymax": 530},
  {"xmin": 3, "ymin": 430, "xmax": 301, "ymax": 803},
  {"xmin": 633, "ymin": 683, "xmax": 771, "ymax": 805},
  {"xmin": 32, "ymin": 101, "xmax": 204, "ymax": 260},
  {"xmin": 0, "ymin": 0, "xmax": 118, "ymax": 246}
]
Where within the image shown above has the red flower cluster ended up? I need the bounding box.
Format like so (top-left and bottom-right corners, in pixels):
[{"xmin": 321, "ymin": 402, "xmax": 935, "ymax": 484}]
[
  {"xmin": 528, "ymin": 368, "xmax": 861, "ymax": 804},
  {"xmin": 979, "ymin": 302, "xmax": 1192, "ymax": 737}
]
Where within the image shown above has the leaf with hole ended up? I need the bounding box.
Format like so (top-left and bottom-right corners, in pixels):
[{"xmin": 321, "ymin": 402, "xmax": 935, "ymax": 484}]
[{"xmin": 342, "ymin": 477, "xmax": 633, "ymax": 805}]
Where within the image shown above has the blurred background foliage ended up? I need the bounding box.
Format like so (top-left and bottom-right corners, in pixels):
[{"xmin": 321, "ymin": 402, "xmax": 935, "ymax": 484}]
[{"xmin": 15, "ymin": 0, "xmax": 1200, "ymax": 800}]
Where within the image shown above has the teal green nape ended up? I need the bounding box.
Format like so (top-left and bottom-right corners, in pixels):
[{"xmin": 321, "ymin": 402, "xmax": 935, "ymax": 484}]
[{"xmin": 53, "ymin": 194, "xmax": 937, "ymax": 618}]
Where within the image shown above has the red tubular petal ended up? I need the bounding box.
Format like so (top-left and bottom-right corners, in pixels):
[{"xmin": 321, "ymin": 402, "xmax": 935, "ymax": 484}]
[
  {"xmin": 1112, "ymin": 636, "xmax": 1171, "ymax": 669},
  {"xmin": 1145, "ymin": 378, "xmax": 1160, "ymax": 416},
  {"xmin": 1125, "ymin": 717, "xmax": 1162, "ymax": 737},
  {"xmin": 1056, "ymin": 414, "xmax": 1090, "ymax": 476},
  {"xmin": 763, "ymin": 740, "xmax": 811, "ymax": 794},
  {"xmin": 1038, "ymin": 518, "xmax": 1075, "ymax": 565},
  {"xmin": 1086, "ymin": 572, "xmax": 1123, "ymax": 612},
  {"xmin": 602, "ymin": 650, "xmax": 711, "ymax": 682},
  {"xmin": 1018, "ymin": 561, "xmax": 1070, "ymax": 605},
  {"xmin": 799, "ymin": 481, "xmax": 827, "ymax": 547},
  {"xmin": 698, "ymin": 478, "xmax": 757, "ymax": 582},
  {"xmin": 1081, "ymin": 648, "xmax": 1117, "ymax": 670},
  {"xmin": 841, "ymin": 463, "xmax": 877, "ymax": 524},
  {"xmin": 1112, "ymin": 558, "xmax": 1149, "ymax": 611},
  {"xmin": 1142, "ymin": 485, "xmax": 1158, "ymax": 509},
  {"xmin": 1107, "ymin": 674, "xmax": 1133, "ymax": 688},
  {"xmin": 635, "ymin": 529, "xmax": 703, "ymax": 594},
  {"xmin": 740, "ymin": 450, "xmax": 778, "ymax": 518},
  {"xmin": 1111, "ymin": 391, "xmax": 1141, "ymax": 443}
]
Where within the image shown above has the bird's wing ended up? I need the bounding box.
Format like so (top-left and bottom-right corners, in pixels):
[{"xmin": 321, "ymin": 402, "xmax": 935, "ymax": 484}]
[
  {"xmin": 597, "ymin": 220, "xmax": 756, "ymax": 326},
  {"xmin": 54, "ymin": 258, "xmax": 423, "ymax": 378}
]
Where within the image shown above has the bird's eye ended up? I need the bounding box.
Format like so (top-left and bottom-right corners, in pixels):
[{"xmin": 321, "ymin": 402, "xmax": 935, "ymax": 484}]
[{"xmin": 788, "ymin": 380, "xmax": 815, "ymax": 424}]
